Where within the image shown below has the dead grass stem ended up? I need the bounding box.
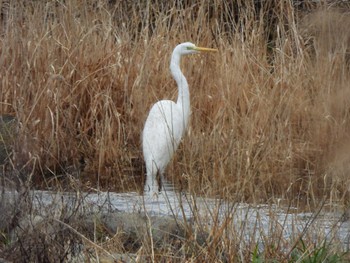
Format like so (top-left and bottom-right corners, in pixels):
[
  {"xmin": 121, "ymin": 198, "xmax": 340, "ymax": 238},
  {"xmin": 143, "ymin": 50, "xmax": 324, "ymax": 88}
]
[{"xmin": 0, "ymin": 4, "xmax": 350, "ymax": 260}]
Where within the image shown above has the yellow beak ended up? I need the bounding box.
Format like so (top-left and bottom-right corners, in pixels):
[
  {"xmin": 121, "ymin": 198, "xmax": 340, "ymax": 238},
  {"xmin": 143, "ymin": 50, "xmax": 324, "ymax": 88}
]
[{"xmin": 193, "ymin": 46, "xmax": 218, "ymax": 52}]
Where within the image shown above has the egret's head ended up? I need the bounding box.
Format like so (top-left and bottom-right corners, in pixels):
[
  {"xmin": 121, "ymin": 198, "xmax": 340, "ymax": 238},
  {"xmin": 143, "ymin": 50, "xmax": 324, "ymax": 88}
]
[{"xmin": 175, "ymin": 42, "xmax": 218, "ymax": 56}]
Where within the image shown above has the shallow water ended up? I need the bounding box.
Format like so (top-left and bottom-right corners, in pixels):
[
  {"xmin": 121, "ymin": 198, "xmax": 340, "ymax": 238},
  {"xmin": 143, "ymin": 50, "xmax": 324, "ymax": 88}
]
[{"xmin": 4, "ymin": 189, "xmax": 350, "ymax": 251}]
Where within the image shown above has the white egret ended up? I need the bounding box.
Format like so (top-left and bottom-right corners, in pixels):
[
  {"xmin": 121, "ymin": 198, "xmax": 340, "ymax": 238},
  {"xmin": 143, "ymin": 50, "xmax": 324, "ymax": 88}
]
[{"xmin": 142, "ymin": 42, "xmax": 217, "ymax": 197}]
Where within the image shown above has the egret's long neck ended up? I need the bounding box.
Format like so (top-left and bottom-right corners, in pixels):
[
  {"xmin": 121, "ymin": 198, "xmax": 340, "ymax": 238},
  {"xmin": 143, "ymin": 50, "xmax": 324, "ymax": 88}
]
[{"xmin": 170, "ymin": 51, "xmax": 190, "ymax": 125}]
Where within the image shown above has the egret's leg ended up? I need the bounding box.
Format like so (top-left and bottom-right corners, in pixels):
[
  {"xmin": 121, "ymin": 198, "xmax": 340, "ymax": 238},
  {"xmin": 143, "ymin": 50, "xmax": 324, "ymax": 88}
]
[
  {"xmin": 159, "ymin": 171, "xmax": 174, "ymax": 193},
  {"xmin": 144, "ymin": 161, "xmax": 160, "ymax": 198},
  {"xmin": 159, "ymin": 171, "xmax": 164, "ymax": 192}
]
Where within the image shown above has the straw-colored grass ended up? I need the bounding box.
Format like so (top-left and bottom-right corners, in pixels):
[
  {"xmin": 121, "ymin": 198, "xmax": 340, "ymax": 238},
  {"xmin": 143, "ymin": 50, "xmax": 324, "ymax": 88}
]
[
  {"xmin": 1, "ymin": 0, "xmax": 350, "ymax": 261},
  {"xmin": 1, "ymin": 0, "xmax": 350, "ymax": 207}
]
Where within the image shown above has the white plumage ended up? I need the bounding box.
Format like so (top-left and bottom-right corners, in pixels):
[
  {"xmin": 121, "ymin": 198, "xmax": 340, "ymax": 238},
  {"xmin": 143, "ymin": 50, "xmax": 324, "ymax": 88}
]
[{"xmin": 142, "ymin": 42, "xmax": 217, "ymax": 197}]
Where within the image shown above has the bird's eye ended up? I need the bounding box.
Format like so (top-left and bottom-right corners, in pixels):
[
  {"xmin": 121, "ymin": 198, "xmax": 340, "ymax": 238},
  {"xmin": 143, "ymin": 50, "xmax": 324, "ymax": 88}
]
[{"xmin": 186, "ymin": 46, "xmax": 194, "ymax": 50}]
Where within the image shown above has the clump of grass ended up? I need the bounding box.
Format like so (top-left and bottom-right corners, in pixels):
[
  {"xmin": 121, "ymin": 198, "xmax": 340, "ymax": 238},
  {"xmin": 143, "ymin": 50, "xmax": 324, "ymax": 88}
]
[{"xmin": 289, "ymin": 239, "xmax": 346, "ymax": 263}]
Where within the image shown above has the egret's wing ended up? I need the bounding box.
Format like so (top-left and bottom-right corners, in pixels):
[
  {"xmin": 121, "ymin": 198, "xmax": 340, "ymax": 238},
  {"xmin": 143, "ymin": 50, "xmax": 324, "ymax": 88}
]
[{"xmin": 142, "ymin": 100, "xmax": 183, "ymax": 170}]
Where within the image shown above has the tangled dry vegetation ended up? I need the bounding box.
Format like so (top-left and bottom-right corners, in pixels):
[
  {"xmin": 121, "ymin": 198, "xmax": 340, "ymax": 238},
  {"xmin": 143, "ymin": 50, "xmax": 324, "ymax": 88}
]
[
  {"xmin": 1, "ymin": 0, "xmax": 350, "ymax": 204},
  {"xmin": 0, "ymin": 0, "xmax": 350, "ymax": 261}
]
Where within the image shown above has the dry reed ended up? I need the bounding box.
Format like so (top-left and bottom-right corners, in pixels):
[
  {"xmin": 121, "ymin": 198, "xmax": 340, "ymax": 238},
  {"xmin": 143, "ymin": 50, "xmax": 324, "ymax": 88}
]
[{"xmin": 0, "ymin": 0, "xmax": 349, "ymax": 207}]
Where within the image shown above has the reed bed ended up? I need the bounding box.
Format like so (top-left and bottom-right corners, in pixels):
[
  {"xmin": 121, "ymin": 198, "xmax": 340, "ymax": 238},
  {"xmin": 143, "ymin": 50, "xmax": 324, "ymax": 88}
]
[{"xmin": 1, "ymin": 0, "xmax": 350, "ymax": 204}]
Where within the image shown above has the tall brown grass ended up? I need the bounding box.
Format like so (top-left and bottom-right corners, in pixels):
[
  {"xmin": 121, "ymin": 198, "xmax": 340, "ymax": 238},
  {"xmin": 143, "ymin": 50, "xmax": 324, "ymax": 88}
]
[{"xmin": 1, "ymin": 0, "xmax": 349, "ymax": 207}]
